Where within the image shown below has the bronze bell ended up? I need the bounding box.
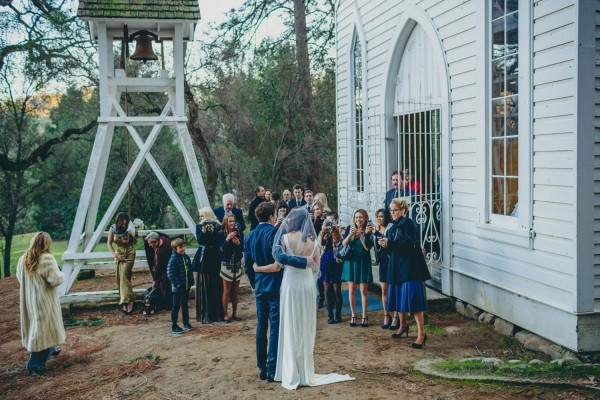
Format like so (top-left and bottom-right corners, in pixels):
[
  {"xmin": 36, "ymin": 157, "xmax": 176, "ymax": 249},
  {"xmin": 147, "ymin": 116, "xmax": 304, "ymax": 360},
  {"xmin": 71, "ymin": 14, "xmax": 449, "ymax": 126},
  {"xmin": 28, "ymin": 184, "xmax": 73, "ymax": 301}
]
[{"xmin": 130, "ymin": 35, "xmax": 158, "ymax": 62}]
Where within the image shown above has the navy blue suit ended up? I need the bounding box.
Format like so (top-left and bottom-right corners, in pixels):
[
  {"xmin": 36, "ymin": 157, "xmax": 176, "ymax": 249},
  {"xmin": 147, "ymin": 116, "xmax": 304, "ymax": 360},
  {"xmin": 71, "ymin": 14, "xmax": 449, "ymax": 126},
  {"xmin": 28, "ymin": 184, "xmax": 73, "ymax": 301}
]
[
  {"xmin": 213, "ymin": 207, "xmax": 247, "ymax": 232},
  {"xmin": 243, "ymin": 222, "xmax": 306, "ymax": 379},
  {"xmin": 384, "ymin": 187, "xmax": 416, "ymax": 211},
  {"xmin": 288, "ymin": 197, "xmax": 306, "ymax": 209}
]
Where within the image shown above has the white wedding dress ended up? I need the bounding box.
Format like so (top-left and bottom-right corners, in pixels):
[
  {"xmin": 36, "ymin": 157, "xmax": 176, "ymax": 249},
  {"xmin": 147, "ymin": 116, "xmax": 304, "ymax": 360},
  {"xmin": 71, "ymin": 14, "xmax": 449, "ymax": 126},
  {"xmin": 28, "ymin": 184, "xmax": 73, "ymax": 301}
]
[{"xmin": 275, "ymin": 234, "xmax": 355, "ymax": 390}]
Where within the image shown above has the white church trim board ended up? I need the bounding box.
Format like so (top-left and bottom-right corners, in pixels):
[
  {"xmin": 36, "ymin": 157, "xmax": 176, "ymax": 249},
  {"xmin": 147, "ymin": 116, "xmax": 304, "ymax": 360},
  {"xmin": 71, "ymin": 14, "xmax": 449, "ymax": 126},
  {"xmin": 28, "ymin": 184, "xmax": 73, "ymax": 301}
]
[{"xmin": 335, "ymin": 0, "xmax": 600, "ymax": 352}]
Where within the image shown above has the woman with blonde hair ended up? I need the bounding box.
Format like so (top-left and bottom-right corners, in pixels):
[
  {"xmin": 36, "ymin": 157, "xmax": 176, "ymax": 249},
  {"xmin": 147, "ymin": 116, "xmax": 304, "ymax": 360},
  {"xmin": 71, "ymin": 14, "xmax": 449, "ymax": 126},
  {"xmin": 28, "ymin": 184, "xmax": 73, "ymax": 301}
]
[
  {"xmin": 194, "ymin": 207, "xmax": 224, "ymax": 323},
  {"xmin": 17, "ymin": 232, "xmax": 66, "ymax": 374},
  {"xmin": 341, "ymin": 209, "xmax": 375, "ymax": 327},
  {"xmin": 314, "ymin": 193, "xmax": 331, "ymax": 212},
  {"xmin": 379, "ymin": 198, "xmax": 431, "ymax": 348}
]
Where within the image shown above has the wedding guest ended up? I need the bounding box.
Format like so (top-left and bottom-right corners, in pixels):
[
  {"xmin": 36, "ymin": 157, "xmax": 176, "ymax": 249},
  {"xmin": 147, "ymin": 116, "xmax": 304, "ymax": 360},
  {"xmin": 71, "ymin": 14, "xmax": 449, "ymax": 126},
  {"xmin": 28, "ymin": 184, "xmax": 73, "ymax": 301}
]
[
  {"xmin": 304, "ymin": 190, "xmax": 315, "ymax": 212},
  {"xmin": 265, "ymin": 189, "xmax": 272, "ymax": 202},
  {"xmin": 218, "ymin": 214, "xmax": 245, "ymax": 323},
  {"xmin": 320, "ymin": 213, "xmax": 343, "ymax": 323},
  {"xmin": 282, "ymin": 189, "xmax": 292, "ymax": 205},
  {"xmin": 372, "ymin": 209, "xmax": 397, "ymax": 329},
  {"xmin": 288, "ymin": 185, "xmax": 306, "ymax": 208},
  {"xmin": 167, "ymin": 238, "xmax": 194, "ymax": 334},
  {"xmin": 379, "ymin": 198, "xmax": 431, "ymax": 348},
  {"xmin": 248, "ymin": 186, "xmax": 266, "ymax": 230},
  {"xmin": 17, "ymin": 232, "xmax": 65, "ymax": 374},
  {"xmin": 314, "ymin": 192, "xmax": 331, "ymax": 212},
  {"xmin": 404, "ymin": 169, "xmax": 422, "ymax": 197},
  {"xmin": 274, "ymin": 201, "xmax": 290, "ymax": 228},
  {"xmin": 311, "ymin": 201, "xmax": 325, "ymax": 235},
  {"xmin": 107, "ymin": 211, "xmax": 137, "ymax": 315},
  {"xmin": 213, "ymin": 193, "xmax": 247, "ymax": 232},
  {"xmin": 341, "ymin": 209, "xmax": 375, "ymax": 327},
  {"xmin": 271, "ymin": 192, "xmax": 281, "ymax": 204},
  {"xmin": 144, "ymin": 231, "xmax": 172, "ymax": 312},
  {"xmin": 194, "ymin": 207, "xmax": 224, "ymax": 324}
]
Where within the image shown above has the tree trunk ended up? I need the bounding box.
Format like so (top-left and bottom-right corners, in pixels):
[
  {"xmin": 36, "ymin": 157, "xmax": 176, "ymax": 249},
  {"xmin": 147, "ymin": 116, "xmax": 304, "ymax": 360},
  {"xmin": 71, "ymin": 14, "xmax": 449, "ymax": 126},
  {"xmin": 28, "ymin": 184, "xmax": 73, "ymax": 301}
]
[
  {"xmin": 2, "ymin": 209, "xmax": 16, "ymax": 278},
  {"xmin": 292, "ymin": 0, "xmax": 320, "ymax": 191},
  {"xmin": 184, "ymin": 79, "xmax": 218, "ymax": 207}
]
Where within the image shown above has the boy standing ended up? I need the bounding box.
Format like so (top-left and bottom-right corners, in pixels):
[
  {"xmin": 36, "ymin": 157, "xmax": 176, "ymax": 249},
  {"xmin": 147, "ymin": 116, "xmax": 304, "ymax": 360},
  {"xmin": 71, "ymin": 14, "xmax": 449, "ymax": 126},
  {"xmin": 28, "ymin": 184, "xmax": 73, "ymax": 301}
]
[{"xmin": 167, "ymin": 238, "xmax": 194, "ymax": 334}]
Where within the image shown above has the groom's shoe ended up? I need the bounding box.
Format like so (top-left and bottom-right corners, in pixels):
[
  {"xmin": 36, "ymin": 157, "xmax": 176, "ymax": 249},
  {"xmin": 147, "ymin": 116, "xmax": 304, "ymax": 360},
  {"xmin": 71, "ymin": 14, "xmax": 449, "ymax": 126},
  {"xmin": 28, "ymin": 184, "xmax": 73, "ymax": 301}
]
[
  {"xmin": 267, "ymin": 375, "xmax": 275, "ymax": 383},
  {"xmin": 259, "ymin": 371, "xmax": 267, "ymax": 381}
]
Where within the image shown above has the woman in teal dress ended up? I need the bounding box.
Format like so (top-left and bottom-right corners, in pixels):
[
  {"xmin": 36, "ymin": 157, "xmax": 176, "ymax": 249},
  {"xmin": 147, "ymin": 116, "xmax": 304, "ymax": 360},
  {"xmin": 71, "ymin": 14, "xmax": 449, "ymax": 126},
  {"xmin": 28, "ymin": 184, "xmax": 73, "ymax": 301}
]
[{"xmin": 341, "ymin": 209, "xmax": 375, "ymax": 327}]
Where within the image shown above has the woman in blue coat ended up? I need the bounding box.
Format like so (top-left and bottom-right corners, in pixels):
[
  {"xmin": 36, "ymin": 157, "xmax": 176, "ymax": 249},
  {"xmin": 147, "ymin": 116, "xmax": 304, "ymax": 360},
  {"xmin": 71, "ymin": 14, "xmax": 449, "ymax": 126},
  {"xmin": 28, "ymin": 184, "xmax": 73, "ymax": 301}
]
[{"xmin": 378, "ymin": 199, "xmax": 431, "ymax": 348}]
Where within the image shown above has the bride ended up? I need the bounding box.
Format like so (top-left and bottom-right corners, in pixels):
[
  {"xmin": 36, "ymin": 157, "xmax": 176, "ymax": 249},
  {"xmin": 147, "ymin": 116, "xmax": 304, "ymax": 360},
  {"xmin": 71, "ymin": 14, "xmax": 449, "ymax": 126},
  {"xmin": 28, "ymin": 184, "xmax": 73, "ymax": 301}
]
[{"xmin": 272, "ymin": 208, "xmax": 354, "ymax": 390}]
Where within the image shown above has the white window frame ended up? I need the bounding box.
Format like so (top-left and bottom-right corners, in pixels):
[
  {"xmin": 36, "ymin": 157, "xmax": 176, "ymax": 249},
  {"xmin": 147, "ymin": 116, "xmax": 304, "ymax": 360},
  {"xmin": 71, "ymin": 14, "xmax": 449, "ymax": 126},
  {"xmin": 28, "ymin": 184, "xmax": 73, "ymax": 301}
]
[
  {"xmin": 475, "ymin": 0, "xmax": 531, "ymax": 246},
  {"xmin": 350, "ymin": 27, "xmax": 368, "ymax": 193}
]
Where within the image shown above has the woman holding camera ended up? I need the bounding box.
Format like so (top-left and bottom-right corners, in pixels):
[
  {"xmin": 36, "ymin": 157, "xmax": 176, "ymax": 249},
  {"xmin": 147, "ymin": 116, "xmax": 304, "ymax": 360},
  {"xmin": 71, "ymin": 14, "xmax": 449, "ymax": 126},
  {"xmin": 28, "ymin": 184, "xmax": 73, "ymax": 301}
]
[
  {"xmin": 195, "ymin": 207, "xmax": 224, "ymax": 324},
  {"xmin": 341, "ymin": 209, "xmax": 375, "ymax": 327},
  {"xmin": 373, "ymin": 208, "xmax": 398, "ymax": 329},
  {"xmin": 311, "ymin": 201, "xmax": 325, "ymax": 235},
  {"xmin": 218, "ymin": 214, "xmax": 244, "ymax": 323},
  {"xmin": 379, "ymin": 198, "xmax": 431, "ymax": 348},
  {"xmin": 320, "ymin": 212, "xmax": 343, "ymax": 323}
]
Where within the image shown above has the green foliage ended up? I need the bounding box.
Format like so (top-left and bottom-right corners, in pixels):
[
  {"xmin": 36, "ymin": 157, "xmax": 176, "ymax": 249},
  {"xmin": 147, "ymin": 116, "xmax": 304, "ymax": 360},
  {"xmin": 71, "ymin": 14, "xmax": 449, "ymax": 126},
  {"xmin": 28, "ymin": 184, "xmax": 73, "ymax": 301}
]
[
  {"xmin": 9, "ymin": 232, "xmax": 67, "ymax": 275},
  {"xmin": 63, "ymin": 316, "xmax": 105, "ymax": 328},
  {"xmin": 432, "ymin": 359, "xmax": 600, "ymax": 380},
  {"xmin": 129, "ymin": 353, "xmax": 160, "ymax": 363}
]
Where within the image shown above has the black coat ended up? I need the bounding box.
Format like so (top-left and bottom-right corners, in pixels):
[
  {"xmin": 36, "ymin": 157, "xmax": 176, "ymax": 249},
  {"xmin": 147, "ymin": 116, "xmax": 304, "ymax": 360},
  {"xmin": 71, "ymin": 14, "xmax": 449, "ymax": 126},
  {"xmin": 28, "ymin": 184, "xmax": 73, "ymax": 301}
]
[{"xmin": 385, "ymin": 217, "xmax": 431, "ymax": 284}]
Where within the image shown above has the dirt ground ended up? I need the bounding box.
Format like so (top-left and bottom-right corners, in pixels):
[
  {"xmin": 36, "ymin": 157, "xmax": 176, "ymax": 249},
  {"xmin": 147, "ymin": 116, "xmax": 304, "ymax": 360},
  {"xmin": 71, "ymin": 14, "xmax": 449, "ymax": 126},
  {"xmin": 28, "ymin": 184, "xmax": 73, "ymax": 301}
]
[{"xmin": 0, "ymin": 271, "xmax": 597, "ymax": 400}]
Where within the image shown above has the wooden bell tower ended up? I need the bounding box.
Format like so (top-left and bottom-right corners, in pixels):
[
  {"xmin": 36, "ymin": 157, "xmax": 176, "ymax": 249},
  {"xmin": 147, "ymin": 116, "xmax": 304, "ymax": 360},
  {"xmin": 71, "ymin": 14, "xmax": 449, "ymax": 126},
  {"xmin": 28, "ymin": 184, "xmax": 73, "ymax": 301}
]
[{"xmin": 59, "ymin": 1, "xmax": 207, "ymax": 297}]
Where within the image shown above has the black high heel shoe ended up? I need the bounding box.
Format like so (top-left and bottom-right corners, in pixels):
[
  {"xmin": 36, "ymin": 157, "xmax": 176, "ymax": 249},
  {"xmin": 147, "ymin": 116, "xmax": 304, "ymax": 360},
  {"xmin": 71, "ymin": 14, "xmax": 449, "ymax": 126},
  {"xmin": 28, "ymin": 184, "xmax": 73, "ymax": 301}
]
[
  {"xmin": 411, "ymin": 335, "xmax": 428, "ymax": 349},
  {"xmin": 392, "ymin": 325, "xmax": 410, "ymax": 339},
  {"xmin": 388, "ymin": 315, "xmax": 400, "ymax": 330},
  {"xmin": 360, "ymin": 317, "xmax": 369, "ymax": 328},
  {"xmin": 349, "ymin": 315, "xmax": 357, "ymax": 327},
  {"xmin": 380, "ymin": 313, "xmax": 391, "ymax": 329}
]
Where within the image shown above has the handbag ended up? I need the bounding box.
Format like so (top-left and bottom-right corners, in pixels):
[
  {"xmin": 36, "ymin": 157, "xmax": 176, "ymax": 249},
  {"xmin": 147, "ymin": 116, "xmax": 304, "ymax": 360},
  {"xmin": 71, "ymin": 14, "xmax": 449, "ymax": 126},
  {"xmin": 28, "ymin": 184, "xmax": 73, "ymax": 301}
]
[{"xmin": 335, "ymin": 243, "xmax": 352, "ymax": 261}]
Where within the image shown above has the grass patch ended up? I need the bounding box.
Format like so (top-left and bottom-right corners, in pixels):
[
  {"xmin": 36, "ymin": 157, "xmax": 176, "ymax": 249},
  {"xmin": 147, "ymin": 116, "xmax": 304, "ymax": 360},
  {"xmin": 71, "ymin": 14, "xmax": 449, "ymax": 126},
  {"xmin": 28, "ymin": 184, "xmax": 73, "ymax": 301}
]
[
  {"xmin": 424, "ymin": 324, "xmax": 445, "ymax": 334},
  {"xmin": 129, "ymin": 353, "xmax": 160, "ymax": 363},
  {"xmin": 63, "ymin": 317, "xmax": 106, "ymax": 328},
  {"xmin": 432, "ymin": 359, "xmax": 600, "ymax": 381}
]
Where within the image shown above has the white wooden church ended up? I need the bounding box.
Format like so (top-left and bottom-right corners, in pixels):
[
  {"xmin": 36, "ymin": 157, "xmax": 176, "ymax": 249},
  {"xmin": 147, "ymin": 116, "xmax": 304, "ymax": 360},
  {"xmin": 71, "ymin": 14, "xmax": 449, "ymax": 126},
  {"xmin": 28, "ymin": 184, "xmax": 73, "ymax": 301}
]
[{"xmin": 335, "ymin": 0, "xmax": 600, "ymax": 352}]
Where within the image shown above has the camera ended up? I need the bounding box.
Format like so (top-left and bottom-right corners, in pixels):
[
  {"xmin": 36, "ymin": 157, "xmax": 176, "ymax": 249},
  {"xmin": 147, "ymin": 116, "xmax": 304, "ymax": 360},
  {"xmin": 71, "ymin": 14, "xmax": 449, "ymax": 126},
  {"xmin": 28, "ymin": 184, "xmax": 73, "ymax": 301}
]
[
  {"xmin": 278, "ymin": 209, "xmax": 285, "ymax": 219},
  {"xmin": 324, "ymin": 219, "xmax": 334, "ymax": 228},
  {"xmin": 367, "ymin": 220, "xmax": 374, "ymax": 227}
]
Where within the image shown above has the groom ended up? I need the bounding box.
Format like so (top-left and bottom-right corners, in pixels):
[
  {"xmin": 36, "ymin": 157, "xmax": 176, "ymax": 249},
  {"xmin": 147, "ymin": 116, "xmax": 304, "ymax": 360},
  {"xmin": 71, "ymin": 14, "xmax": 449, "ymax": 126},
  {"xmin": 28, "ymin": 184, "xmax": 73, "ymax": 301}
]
[{"xmin": 244, "ymin": 202, "xmax": 306, "ymax": 382}]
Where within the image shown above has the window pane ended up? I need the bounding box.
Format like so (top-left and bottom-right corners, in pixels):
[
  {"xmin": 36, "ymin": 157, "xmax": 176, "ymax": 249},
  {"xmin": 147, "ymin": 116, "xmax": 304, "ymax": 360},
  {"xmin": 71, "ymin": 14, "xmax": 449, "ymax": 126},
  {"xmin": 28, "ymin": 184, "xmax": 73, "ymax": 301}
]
[
  {"xmin": 492, "ymin": 177, "xmax": 505, "ymax": 215},
  {"xmin": 492, "ymin": 58, "xmax": 505, "ymax": 98},
  {"xmin": 491, "ymin": 138, "xmax": 505, "ymax": 176},
  {"xmin": 506, "ymin": 55, "xmax": 518, "ymax": 95},
  {"xmin": 505, "ymin": 95, "xmax": 518, "ymax": 136},
  {"xmin": 506, "ymin": 0, "xmax": 518, "ymax": 14},
  {"xmin": 492, "ymin": 18, "xmax": 505, "ymax": 59},
  {"xmin": 506, "ymin": 178, "xmax": 518, "ymax": 216},
  {"xmin": 506, "ymin": 137, "xmax": 518, "ymax": 176},
  {"xmin": 505, "ymin": 12, "xmax": 518, "ymax": 56},
  {"xmin": 492, "ymin": 0, "xmax": 504, "ymax": 20},
  {"xmin": 492, "ymin": 98, "xmax": 506, "ymax": 137}
]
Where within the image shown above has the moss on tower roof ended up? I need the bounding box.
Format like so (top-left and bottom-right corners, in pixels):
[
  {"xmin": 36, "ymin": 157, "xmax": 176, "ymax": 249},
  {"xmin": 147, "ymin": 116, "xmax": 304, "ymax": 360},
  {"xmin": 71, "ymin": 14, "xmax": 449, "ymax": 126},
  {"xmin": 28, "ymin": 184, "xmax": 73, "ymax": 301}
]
[{"xmin": 78, "ymin": 0, "xmax": 200, "ymax": 20}]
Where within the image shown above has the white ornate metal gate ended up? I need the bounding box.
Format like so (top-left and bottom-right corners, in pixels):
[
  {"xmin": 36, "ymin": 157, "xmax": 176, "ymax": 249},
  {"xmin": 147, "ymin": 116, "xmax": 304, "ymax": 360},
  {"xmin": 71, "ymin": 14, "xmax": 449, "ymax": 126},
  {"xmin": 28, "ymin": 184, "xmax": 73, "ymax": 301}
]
[{"xmin": 394, "ymin": 102, "xmax": 442, "ymax": 286}]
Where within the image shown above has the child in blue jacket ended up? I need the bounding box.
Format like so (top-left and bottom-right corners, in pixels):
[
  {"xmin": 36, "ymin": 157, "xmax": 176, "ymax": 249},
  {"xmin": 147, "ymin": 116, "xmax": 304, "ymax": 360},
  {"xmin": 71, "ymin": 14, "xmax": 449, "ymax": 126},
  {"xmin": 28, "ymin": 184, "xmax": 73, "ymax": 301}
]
[{"xmin": 167, "ymin": 238, "xmax": 194, "ymax": 334}]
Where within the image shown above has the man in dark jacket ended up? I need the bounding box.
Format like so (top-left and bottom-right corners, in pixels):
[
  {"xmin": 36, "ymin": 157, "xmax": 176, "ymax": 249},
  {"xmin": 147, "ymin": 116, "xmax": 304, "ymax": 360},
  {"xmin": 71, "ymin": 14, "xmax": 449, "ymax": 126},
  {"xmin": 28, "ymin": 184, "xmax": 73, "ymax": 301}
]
[
  {"xmin": 243, "ymin": 202, "xmax": 307, "ymax": 382},
  {"xmin": 288, "ymin": 184, "xmax": 306, "ymax": 208},
  {"xmin": 248, "ymin": 185, "xmax": 266, "ymax": 231},
  {"xmin": 213, "ymin": 193, "xmax": 247, "ymax": 231},
  {"xmin": 167, "ymin": 238, "xmax": 194, "ymax": 334},
  {"xmin": 144, "ymin": 231, "xmax": 172, "ymax": 311}
]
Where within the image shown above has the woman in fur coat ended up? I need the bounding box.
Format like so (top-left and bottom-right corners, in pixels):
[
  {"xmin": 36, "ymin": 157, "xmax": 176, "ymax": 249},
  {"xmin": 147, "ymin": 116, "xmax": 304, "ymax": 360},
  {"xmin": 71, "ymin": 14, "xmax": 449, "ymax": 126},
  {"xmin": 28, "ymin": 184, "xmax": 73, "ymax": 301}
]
[{"xmin": 16, "ymin": 232, "xmax": 66, "ymax": 374}]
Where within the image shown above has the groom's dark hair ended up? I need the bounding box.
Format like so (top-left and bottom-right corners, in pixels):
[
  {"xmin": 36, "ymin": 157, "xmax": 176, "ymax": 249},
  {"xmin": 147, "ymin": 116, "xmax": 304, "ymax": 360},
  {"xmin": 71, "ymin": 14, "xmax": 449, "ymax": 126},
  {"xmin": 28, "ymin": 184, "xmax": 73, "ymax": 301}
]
[{"xmin": 256, "ymin": 202, "xmax": 276, "ymax": 222}]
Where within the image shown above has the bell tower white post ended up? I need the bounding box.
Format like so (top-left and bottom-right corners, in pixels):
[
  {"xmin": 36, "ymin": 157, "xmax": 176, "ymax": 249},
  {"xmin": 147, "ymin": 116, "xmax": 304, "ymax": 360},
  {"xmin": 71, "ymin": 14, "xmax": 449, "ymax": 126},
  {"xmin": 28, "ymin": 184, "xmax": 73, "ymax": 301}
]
[{"xmin": 59, "ymin": 1, "xmax": 206, "ymax": 299}]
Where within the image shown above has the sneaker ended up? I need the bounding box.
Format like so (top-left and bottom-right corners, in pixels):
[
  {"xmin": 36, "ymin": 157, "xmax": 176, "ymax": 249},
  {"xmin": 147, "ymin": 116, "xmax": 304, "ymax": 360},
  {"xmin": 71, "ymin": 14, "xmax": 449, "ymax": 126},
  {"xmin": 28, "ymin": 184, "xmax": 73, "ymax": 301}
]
[
  {"xmin": 172, "ymin": 326, "xmax": 184, "ymax": 334},
  {"xmin": 183, "ymin": 323, "xmax": 194, "ymax": 331}
]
